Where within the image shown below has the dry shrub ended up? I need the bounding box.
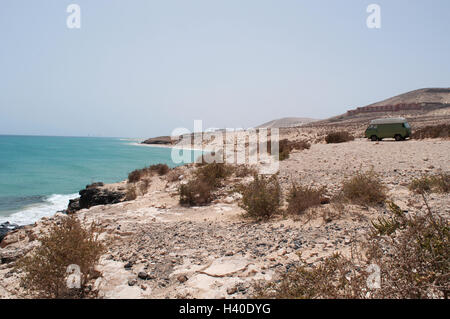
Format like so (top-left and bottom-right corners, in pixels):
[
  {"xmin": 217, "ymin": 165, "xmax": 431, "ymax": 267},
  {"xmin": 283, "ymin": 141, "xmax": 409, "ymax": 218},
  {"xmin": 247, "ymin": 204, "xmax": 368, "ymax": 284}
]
[
  {"xmin": 166, "ymin": 169, "xmax": 182, "ymax": 182},
  {"xmin": 409, "ymin": 175, "xmax": 433, "ymax": 194},
  {"xmin": 128, "ymin": 168, "xmax": 145, "ymax": 183},
  {"xmin": 138, "ymin": 179, "xmax": 151, "ymax": 195},
  {"xmin": 409, "ymin": 173, "xmax": 450, "ymax": 194},
  {"xmin": 287, "ymin": 184, "xmax": 327, "ymax": 215},
  {"xmin": 179, "ymin": 163, "xmax": 233, "ymax": 206},
  {"xmin": 194, "ymin": 162, "xmax": 234, "ymax": 187},
  {"xmin": 321, "ymin": 205, "xmax": 343, "ymax": 223},
  {"xmin": 239, "ymin": 174, "xmax": 281, "ymax": 220},
  {"xmin": 255, "ymin": 252, "xmax": 367, "ymax": 299},
  {"xmin": 278, "ymin": 139, "xmax": 311, "ymax": 161},
  {"xmin": 15, "ymin": 216, "xmax": 105, "ymax": 299},
  {"xmin": 125, "ymin": 185, "xmax": 137, "ymax": 201},
  {"xmin": 290, "ymin": 140, "xmax": 311, "ymax": 151},
  {"xmin": 179, "ymin": 179, "xmax": 213, "ymax": 206},
  {"xmin": 127, "ymin": 163, "xmax": 170, "ymax": 183},
  {"xmin": 341, "ymin": 169, "xmax": 386, "ymax": 206},
  {"xmin": 432, "ymin": 173, "xmax": 450, "ymax": 193},
  {"xmin": 325, "ymin": 131, "xmax": 355, "ymax": 144},
  {"xmin": 412, "ymin": 124, "xmax": 450, "ymax": 139},
  {"xmin": 195, "ymin": 151, "xmax": 224, "ymax": 165},
  {"xmin": 149, "ymin": 163, "xmax": 169, "ymax": 176},
  {"xmin": 234, "ymin": 165, "xmax": 258, "ymax": 178},
  {"xmin": 366, "ymin": 199, "xmax": 449, "ymax": 298},
  {"xmin": 299, "ymin": 204, "xmax": 343, "ymax": 225},
  {"xmin": 255, "ymin": 198, "xmax": 449, "ymax": 299}
]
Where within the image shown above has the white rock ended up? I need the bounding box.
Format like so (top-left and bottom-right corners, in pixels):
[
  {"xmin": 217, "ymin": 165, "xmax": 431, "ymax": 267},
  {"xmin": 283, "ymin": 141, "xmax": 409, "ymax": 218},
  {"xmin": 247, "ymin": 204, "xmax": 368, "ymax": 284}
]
[
  {"xmin": 201, "ymin": 256, "xmax": 249, "ymax": 277},
  {"xmin": 223, "ymin": 196, "xmax": 234, "ymax": 204}
]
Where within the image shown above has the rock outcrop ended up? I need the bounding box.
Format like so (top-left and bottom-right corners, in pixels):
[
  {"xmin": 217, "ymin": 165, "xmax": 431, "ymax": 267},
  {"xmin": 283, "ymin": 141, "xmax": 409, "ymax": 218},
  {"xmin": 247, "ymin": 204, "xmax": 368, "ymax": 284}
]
[
  {"xmin": 0, "ymin": 222, "xmax": 21, "ymax": 244},
  {"xmin": 141, "ymin": 136, "xmax": 177, "ymax": 145},
  {"xmin": 67, "ymin": 182, "xmax": 126, "ymax": 213}
]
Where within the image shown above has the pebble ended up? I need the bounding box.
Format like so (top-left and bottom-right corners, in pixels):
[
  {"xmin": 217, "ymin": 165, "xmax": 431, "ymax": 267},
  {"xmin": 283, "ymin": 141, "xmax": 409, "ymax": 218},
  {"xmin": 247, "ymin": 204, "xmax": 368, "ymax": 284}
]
[
  {"xmin": 138, "ymin": 271, "xmax": 149, "ymax": 280},
  {"xmin": 124, "ymin": 261, "xmax": 133, "ymax": 269},
  {"xmin": 177, "ymin": 275, "xmax": 188, "ymax": 283},
  {"xmin": 227, "ymin": 287, "xmax": 237, "ymax": 295},
  {"xmin": 128, "ymin": 279, "xmax": 137, "ymax": 286}
]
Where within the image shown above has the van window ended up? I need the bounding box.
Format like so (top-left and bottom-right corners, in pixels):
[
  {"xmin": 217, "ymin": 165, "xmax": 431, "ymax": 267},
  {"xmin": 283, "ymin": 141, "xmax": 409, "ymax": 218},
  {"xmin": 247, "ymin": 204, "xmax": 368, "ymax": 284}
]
[
  {"xmin": 369, "ymin": 124, "xmax": 377, "ymax": 129},
  {"xmin": 403, "ymin": 122, "xmax": 410, "ymax": 128}
]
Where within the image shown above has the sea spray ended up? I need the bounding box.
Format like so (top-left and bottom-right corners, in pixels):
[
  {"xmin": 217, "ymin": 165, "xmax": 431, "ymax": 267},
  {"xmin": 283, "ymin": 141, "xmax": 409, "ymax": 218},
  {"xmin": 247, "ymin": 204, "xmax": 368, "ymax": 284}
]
[{"xmin": 0, "ymin": 193, "xmax": 79, "ymax": 226}]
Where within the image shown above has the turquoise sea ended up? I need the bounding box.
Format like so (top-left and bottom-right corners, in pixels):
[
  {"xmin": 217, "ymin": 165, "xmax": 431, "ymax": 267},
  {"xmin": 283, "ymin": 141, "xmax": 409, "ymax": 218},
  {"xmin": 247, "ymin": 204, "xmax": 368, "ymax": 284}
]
[{"xmin": 0, "ymin": 135, "xmax": 196, "ymax": 225}]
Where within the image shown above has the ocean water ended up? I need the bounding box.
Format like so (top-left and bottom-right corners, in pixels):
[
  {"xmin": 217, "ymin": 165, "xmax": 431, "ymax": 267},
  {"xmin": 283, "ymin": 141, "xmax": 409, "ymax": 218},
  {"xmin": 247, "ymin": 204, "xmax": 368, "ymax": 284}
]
[{"xmin": 0, "ymin": 135, "xmax": 198, "ymax": 225}]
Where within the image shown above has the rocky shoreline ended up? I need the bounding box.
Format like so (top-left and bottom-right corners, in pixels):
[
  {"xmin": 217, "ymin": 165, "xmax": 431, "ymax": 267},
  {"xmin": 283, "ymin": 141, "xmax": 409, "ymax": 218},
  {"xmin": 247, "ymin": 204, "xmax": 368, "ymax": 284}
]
[
  {"xmin": 0, "ymin": 222, "xmax": 21, "ymax": 244},
  {"xmin": 66, "ymin": 182, "xmax": 127, "ymax": 213},
  {"xmin": 0, "ymin": 182, "xmax": 128, "ymax": 246},
  {"xmin": 1, "ymin": 135, "xmax": 449, "ymax": 298}
]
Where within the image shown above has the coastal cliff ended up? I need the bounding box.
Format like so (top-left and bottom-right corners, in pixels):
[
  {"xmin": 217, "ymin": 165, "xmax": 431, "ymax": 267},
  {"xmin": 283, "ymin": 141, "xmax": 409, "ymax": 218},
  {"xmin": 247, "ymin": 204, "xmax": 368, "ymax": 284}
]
[
  {"xmin": 1, "ymin": 132, "xmax": 449, "ymax": 298},
  {"xmin": 67, "ymin": 182, "xmax": 127, "ymax": 213},
  {"xmin": 141, "ymin": 136, "xmax": 178, "ymax": 145}
]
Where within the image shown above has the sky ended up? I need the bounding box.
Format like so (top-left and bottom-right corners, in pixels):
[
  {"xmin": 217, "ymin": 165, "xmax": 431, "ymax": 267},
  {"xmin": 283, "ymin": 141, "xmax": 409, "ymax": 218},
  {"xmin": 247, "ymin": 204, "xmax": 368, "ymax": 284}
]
[{"xmin": 0, "ymin": 0, "xmax": 449, "ymax": 138}]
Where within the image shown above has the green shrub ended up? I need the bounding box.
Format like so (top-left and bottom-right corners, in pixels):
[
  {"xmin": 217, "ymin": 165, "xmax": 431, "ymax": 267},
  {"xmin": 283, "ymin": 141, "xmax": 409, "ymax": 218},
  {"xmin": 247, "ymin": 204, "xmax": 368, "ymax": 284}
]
[
  {"xmin": 287, "ymin": 184, "xmax": 327, "ymax": 215},
  {"xmin": 15, "ymin": 216, "xmax": 105, "ymax": 299},
  {"xmin": 371, "ymin": 201, "xmax": 405, "ymax": 236},
  {"xmin": 325, "ymin": 131, "xmax": 355, "ymax": 144},
  {"xmin": 239, "ymin": 175, "xmax": 281, "ymax": 220},
  {"xmin": 341, "ymin": 169, "xmax": 387, "ymax": 206}
]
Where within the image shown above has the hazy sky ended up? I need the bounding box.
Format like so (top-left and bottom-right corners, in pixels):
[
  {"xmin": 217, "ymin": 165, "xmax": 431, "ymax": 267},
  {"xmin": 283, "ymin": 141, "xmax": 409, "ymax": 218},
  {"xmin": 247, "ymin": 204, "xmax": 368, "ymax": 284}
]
[{"xmin": 1, "ymin": 0, "xmax": 449, "ymax": 137}]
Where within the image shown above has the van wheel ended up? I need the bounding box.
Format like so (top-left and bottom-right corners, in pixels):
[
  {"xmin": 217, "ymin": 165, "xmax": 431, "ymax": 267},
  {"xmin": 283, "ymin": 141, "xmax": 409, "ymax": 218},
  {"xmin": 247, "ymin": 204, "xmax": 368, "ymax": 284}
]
[
  {"xmin": 395, "ymin": 134, "xmax": 403, "ymax": 141},
  {"xmin": 370, "ymin": 135, "xmax": 378, "ymax": 141}
]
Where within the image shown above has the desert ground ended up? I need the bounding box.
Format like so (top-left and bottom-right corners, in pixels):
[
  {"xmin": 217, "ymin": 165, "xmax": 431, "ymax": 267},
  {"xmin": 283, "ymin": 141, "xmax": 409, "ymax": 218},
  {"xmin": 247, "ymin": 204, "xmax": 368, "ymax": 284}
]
[{"xmin": 1, "ymin": 128, "xmax": 448, "ymax": 298}]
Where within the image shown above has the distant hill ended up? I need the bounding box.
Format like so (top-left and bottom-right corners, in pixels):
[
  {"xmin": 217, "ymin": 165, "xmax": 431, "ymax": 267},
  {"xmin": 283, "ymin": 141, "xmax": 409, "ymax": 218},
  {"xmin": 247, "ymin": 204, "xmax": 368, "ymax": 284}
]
[
  {"xmin": 142, "ymin": 88, "xmax": 450, "ymax": 141},
  {"xmin": 366, "ymin": 88, "xmax": 450, "ymax": 107},
  {"xmin": 344, "ymin": 88, "xmax": 450, "ymax": 117},
  {"xmin": 256, "ymin": 117, "xmax": 318, "ymax": 128},
  {"xmin": 314, "ymin": 88, "xmax": 450, "ymax": 126}
]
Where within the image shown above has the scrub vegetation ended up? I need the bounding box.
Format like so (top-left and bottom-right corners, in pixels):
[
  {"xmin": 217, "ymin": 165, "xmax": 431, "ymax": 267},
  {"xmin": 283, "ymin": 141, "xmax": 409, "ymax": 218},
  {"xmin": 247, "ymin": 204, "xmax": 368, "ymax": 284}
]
[{"xmin": 15, "ymin": 216, "xmax": 105, "ymax": 299}]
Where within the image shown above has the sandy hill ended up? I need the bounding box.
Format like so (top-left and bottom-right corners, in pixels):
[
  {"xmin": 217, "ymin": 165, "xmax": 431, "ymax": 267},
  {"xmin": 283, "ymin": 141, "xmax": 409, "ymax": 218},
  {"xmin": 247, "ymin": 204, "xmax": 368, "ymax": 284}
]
[
  {"xmin": 309, "ymin": 88, "xmax": 450, "ymax": 130},
  {"xmin": 366, "ymin": 88, "xmax": 450, "ymax": 107},
  {"xmin": 256, "ymin": 117, "xmax": 318, "ymax": 128},
  {"xmin": 257, "ymin": 89, "xmax": 450, "ymax": 130},
  {"xmin": 343, "ymin": 87, "xmax": 450, "ymax": 117}
]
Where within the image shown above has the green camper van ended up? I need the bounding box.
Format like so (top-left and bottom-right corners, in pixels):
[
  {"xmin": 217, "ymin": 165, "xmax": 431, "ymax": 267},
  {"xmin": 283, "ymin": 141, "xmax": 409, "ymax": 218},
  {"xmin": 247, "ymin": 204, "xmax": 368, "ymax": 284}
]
[{"xmin": 365, "ymin": 117, "xmax": 411, "ymax": 141}]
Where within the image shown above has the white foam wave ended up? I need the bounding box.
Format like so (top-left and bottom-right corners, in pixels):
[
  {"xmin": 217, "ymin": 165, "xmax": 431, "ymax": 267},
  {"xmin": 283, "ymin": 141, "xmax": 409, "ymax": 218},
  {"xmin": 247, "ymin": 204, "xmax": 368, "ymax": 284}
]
[{"xmin": 0, "ymin": 193, "xmax": 79, "ymax": 226}]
